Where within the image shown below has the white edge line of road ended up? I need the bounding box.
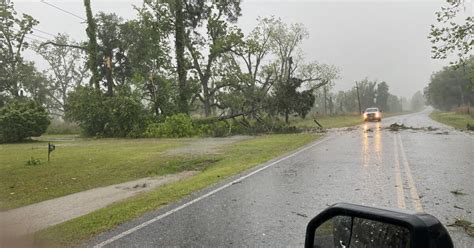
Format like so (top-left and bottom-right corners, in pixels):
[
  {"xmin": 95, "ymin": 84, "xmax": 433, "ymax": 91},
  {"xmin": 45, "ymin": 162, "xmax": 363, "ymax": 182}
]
[{"xmin": 93, "ymin": 135, "xmax": 334, "ymax": 248}]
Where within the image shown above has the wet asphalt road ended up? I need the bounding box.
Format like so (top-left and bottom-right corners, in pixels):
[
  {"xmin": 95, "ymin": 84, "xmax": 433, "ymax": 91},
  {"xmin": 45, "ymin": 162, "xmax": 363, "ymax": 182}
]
[{"xmin": 90, "ymin": 108, "xmax": 473, "ymax": 247}]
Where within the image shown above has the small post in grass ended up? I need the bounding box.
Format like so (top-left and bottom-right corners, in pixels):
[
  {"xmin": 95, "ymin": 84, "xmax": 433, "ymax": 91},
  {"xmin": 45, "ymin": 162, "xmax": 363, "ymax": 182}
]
[{"xmin": 48, "ymin": 143, "xmax": 55, "ymax": 162}]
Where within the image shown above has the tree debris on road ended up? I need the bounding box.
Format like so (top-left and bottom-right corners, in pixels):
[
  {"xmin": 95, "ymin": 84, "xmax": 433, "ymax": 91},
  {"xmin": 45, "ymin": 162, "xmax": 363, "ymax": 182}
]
[
  {"xmin": 386, "ymin": 123, "xmax": 440, "ymax": 132},
  {"xmin": 448, "ymin": 218, "xmax": 474, "ymax": 237},
  {"xmin": 450, "ymin": 189, "xmax": 468, "ymax": 196}
]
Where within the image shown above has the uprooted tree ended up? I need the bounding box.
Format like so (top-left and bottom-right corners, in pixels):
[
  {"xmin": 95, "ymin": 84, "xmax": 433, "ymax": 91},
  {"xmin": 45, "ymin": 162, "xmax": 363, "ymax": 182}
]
[{"xmin": 212, "ymin": 17, "xmax": 339, "ymax": 125}]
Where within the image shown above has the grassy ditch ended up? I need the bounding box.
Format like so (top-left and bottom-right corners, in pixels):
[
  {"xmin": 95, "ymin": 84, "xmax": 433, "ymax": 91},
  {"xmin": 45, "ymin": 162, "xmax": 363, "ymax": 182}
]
[
  {"xmin": 430, "ymin": 111, "xmax": 474, "ymax": 130},
  {"xmin": 34, "ymin": 133, "xmax": 320, "ymax": 246}
]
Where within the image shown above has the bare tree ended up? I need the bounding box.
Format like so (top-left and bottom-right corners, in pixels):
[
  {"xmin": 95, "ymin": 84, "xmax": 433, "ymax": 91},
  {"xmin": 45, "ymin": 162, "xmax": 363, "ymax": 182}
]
[{"xmin": 35, "ymin": 34, "xmax": 89, "ymax": 116}]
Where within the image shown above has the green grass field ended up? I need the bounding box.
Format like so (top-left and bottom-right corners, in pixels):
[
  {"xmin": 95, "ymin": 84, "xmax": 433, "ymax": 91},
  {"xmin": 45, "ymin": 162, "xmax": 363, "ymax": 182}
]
[
  {"xmin": 430, "ymin": 111, "xmax": 474, "ymax": 130},
  {"xmin": 33, "ymin": 133, "xmax": 319, "ymax": 246},
  {"xmin": 1, "ymin": 111, "xmax": 411, "ymax": 211},
  {"xmin": 0, "ymin": 136, "xmax": 212, "ymax": 210},
  {"xmin": 4, "ymin": 111, "xmax": 413, "ymax": 246}
]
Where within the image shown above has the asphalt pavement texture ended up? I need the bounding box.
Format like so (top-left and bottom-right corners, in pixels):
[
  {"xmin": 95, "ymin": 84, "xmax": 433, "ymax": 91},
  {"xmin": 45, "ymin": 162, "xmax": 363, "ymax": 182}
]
[{"xmin": 88, "ymin": 108, "xmax": 473, "ymax": 248}]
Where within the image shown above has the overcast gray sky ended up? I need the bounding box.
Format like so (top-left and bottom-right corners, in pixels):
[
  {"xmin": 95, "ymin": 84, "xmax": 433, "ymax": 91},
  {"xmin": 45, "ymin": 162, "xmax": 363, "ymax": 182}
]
[{"xmin": 14, "ymin": 0, "xmax": 472, "ymax": 98}]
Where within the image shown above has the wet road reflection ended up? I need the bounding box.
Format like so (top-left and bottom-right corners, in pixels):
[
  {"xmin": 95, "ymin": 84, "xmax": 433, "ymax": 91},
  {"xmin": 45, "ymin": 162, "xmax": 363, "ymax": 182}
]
[
  {"xmin": 90, "ymin": 109, "xmax": 473, "ymax": 248},
  {"xmin": 361, "ymin": 122, "xmax": 382, "ymax": 167}
]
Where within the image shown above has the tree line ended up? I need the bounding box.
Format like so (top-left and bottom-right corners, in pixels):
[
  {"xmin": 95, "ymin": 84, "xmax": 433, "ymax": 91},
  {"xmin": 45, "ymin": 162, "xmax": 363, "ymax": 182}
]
[
  {"xmin": 1, "ymin": 0, "xmax": 417, "ymax": 142},
  {"xmin": 424, "ymin": 57, "xmax": 474, "ymax": 111}
]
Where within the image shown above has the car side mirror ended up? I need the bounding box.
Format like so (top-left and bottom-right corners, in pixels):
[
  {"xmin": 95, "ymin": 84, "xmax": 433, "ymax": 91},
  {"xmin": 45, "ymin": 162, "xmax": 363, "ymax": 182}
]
[{"xmin": 305, "ymin": 203, "xmax": 453, "ymax": 248}]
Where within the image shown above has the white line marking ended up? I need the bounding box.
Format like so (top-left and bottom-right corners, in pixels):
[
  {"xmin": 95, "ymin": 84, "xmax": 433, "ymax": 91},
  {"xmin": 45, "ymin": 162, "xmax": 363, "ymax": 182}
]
[
  {"xmin": 94, "ymin": 136, "xmax": 333, "ymax": 247},
  {"xmin": 397, "ymin": 133, "xmax": 424, "ymax": 212},
  {"xmin": 393, "ymin": 134, "xmax": 406, "ymax": 209}
]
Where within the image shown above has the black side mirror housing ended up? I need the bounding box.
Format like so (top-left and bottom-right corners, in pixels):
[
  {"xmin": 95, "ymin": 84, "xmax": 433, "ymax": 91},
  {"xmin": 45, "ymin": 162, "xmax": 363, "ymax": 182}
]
[{"xmin": 305, "ymin": 203, "xmax": 453, "ymax": 248}]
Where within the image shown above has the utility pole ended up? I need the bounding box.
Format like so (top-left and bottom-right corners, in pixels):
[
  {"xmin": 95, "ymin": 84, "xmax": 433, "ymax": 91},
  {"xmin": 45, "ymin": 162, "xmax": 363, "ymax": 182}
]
[{"xmin": 355, "ymin": 81, "xmax": 362, "ymax": 114}]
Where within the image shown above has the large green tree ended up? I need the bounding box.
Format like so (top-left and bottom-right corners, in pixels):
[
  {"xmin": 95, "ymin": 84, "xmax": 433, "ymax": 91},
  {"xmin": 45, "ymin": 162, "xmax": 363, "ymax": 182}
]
[
  {"xmin": 375, "ymin": 81, "xmax": 389, "ymax": 111},
  {"xmin": 95, "ymin": 13, "xmax": 133, "ymax": 96},
  {"xmin": 0, "ymin": 0, "xmax": 39, "ymax": 100},
  {"xmin": 185, "ymin": 1, "xmax": 243, "ymax": 117},
  {"xmin": 83, "ymin": 0, "xmax": 101, "ymax": 90},
  {"xmin": 122, "ymin": 5, "xmax": 175, "ymax": 117},
  {"xmin": 356, "ymin": 78, "xmax": 377, "ymax": 110},
  {"xmin": 222, "ymin": 18, "xmax": 338, "ymax": 122},
  {"xmin": 429, "ymin": 0, "xmax": 473, "ymax": 86},
  {"xmin": 424, "ymin": 57, "xmax": 474, "ymax": 110}
]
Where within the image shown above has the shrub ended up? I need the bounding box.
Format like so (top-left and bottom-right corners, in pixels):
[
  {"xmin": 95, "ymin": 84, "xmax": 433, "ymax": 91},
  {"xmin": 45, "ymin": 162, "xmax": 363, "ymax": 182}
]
[
  {"xmin": 64, "ymin": 87, "xmax": 106, "ymax": 136},
  {"xmin": 145, "ymin": 114, "xmax": 197, "ymax": 138},
  {"xmin": 65, "ymin": 87, "xmax": 147, "ymax": 137},
  {"xmin": 102, "ymin": 96, "xmax": 148, "ymax": 137},
  {"xmin": 144, "ymin": 114, "xmax": 302, "ymax": 139},
  {"xmin": 199, "ymin": 121, "xmax": 231, "ymax": 137},
  {"xmin": 26, "ymin": 157, "xmax": 42, "ymax": 166},
  {"xmin": 0, "ymin": 100, "xmax": 50, "ymax": 143}
]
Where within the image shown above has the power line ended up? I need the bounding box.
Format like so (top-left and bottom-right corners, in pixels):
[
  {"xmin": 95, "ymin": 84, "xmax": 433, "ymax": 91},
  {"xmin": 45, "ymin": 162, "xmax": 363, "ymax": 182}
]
[
  {"xmin": 13, "ymin": 9, "xmax": 70, "ymax": 37},
  {"xmin": 23, "ymin": 35, "xmax": 43, "ymax": 43},
  {"xmin": 12, "ymin": 28, "xmax": 50, "ymax": 41},
  {"xmin": 28, "ymin": 32, "xmax": 50, "ymax": 41},
  {"xmin": 40, "ymin": 0, "xmax": 86, "ymax": 21},
  {"xmin": 32, "ymin": 27, "xmax": 56, "ymax": 37}
]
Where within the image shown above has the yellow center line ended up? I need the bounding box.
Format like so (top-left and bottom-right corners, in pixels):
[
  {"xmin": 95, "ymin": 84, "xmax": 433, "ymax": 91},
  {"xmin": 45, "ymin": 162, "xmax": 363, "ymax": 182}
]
[
  {"xmin": 397, "ymin": 133, "xmax": 424, "ymax": 212},
  {"xmin": 393, "ymin": 134, "xmax": 406, "ymax": 209}
]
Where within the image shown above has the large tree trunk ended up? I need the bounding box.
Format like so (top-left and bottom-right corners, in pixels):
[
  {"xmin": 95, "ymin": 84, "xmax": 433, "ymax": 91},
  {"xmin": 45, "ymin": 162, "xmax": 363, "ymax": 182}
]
[
  {"xmin": 83, "ymin": 0, "xmax": 101, "ymax": 90},
  {"xmin": 202, "ymin": 83, "xmax": 211, "ymax": 117},
  {"xmin": 175, "ymin": 0, "xmax": 188, "ymax": 114}
]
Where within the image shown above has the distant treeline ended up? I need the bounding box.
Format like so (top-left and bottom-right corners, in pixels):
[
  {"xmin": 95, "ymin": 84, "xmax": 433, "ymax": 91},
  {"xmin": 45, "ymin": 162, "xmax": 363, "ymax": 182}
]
[
  {"xmin": 424, "ymin": 57, "xmax": 474, "ymax": 111},
  {"xmin": 312, "ymin": 79, "xmax": 424, "ymax": 116}
]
